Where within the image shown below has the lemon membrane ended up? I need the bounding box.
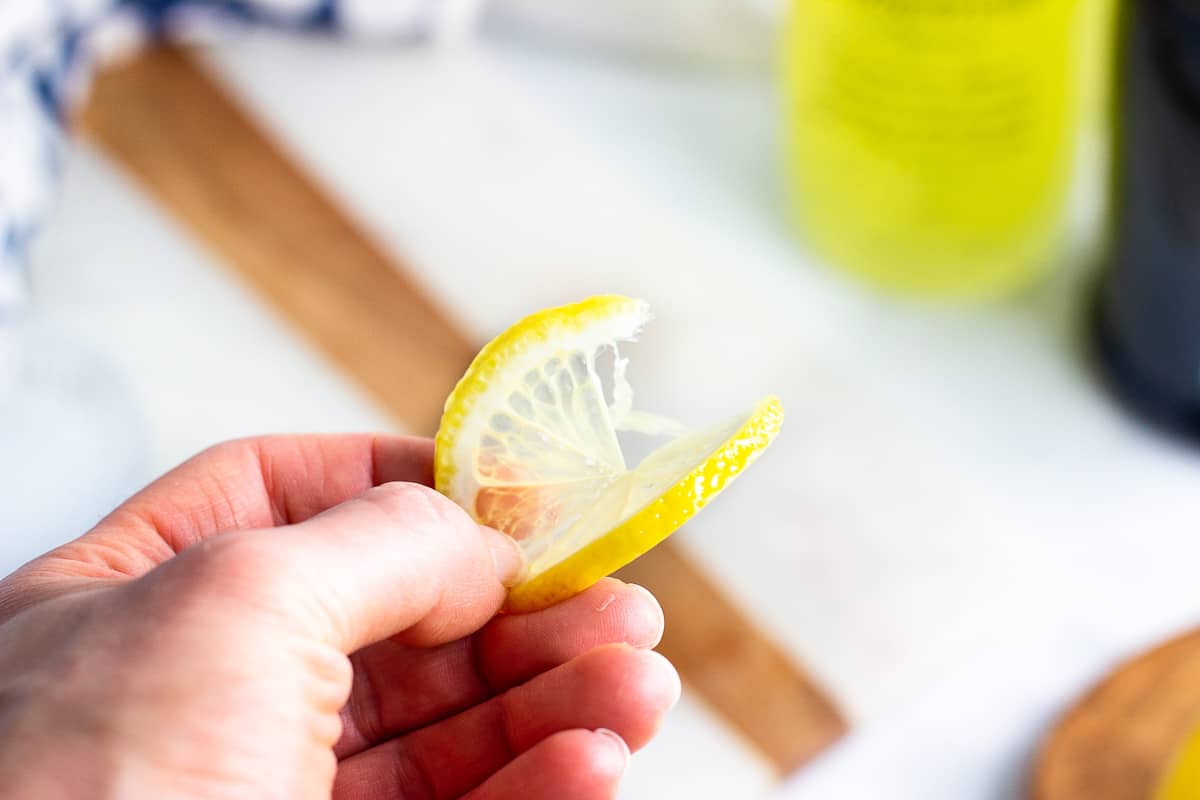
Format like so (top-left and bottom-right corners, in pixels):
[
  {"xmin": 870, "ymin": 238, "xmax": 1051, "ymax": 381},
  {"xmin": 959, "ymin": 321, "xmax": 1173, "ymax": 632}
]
[{"xmin": 435, "ymin": 295, "xmax": 783, "ymax": 612}]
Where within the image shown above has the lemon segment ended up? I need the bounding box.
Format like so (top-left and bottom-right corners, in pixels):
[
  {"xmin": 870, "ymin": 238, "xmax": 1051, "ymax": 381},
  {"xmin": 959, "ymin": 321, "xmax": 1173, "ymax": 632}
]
[
  {"xmin": 435, "ymin": 295, "xmax": 649, "ymax": 510},
  {"xmin": 434, "ymin": 295, "xmax": 783, "ymax": 612}
]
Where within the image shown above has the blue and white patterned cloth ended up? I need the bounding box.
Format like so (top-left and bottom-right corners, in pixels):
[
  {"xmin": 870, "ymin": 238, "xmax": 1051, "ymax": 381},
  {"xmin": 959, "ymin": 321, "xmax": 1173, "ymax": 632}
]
[{"xmin": 0, "ymin": 0, "xmax": 476, "ymax": 289}]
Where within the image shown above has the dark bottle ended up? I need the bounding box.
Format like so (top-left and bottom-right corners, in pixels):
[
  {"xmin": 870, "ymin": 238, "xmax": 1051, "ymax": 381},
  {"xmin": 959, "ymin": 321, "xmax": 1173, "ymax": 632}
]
[{"xmin": 1093, "ymin": 0, "xmax": 1200, "ymax": 440}]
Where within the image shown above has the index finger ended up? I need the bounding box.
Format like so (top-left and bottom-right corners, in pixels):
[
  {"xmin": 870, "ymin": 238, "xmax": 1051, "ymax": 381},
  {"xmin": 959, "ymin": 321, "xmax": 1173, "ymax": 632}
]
[{"xmin": 2, "ymin": 434, "xmax": 436, "ymax": 604}]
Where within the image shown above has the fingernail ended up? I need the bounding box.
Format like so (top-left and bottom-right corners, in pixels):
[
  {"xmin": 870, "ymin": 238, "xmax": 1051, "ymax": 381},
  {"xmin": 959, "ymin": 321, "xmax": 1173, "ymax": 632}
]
[
  {"xmin": 626, "ymin": 583, "xmax": 665, "ymax": 649},
  {"xmin": 594, "ymin": 728, "xmax": 630, "ymax": 770},
  {"xmin": 646, "ymin": 650, "xmax": 682, "ymax": 710},
  {"xmin": 484, "ymin": 529, "xmax": 525, "ymax": 587}
]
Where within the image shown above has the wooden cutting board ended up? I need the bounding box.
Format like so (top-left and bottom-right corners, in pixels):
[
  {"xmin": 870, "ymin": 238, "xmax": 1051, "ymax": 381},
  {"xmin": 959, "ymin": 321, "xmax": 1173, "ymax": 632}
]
[
  {"xmin": 1032, "ymin": 628, "xmax": 1200, "ymax": 800},
  {"xmin": 80, "ymin": 45, "xmax": 847, "ymax": 775}
]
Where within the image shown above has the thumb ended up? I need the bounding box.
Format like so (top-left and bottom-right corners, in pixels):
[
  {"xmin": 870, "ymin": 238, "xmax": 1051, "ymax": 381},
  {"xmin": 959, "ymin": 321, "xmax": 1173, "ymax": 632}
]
[{"xmin": 183, "ymin": 482, "xmax": 525, "ymax": 654}]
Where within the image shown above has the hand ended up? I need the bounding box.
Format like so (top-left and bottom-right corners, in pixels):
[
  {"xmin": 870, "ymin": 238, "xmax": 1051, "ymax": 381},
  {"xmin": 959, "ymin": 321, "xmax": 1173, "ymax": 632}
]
[{"xmin": 0, "ymin": 435, "xmax": 678, "ymax": 800}]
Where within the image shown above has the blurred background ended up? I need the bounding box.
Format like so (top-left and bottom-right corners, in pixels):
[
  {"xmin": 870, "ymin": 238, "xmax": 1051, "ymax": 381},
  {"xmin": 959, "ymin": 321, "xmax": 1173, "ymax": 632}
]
[{"xmin": 5, "ymin": 0, "xmax": 1200, "ymax": 797}]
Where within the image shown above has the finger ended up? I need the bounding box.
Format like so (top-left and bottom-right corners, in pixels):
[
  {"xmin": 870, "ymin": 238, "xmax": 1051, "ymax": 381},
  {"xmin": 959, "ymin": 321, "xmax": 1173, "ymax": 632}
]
[
  {"xmin": 1, "ymin": 435, "xmax": 434, "ymax": 620},
  {"xmin": 171, "ymin": 481, "xmax": 523, "ymax": 654},
  {"xmin": 334, "ymin": 645, "xmax": 679, "ymax": 800},
  {"xmin": 95, "ymin": 434, "xmax": 434, "ymax": 556},
  {"xmin": 466, "ymin": 729, "xmax": 629, "ymax": 800},
  {"xmin": 335, "ymin": 579, "xmax": 664, "ymax": 757},
  {"xmin": 335, "ymin": 730, "xmax": 627, "ymax": 800},
  {"xmin": 480, "ymin": 580, "xmax": 664, "ymax": 687}
]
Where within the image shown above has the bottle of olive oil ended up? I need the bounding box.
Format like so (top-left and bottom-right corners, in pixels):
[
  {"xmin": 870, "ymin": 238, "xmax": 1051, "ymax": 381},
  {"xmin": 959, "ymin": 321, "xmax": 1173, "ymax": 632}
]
[
  {"xmin": 1093, "ymin": 0, "xmax": 1200, "ymax": 440},
  {"xmin": 781, "ymin": 0, "xmax": 1092, "ymax": 299}
]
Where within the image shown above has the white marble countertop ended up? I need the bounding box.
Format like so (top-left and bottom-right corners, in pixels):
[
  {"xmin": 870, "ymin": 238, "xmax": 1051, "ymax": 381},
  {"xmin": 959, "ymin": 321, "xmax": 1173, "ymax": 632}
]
[{"xmin": 15, "ymin": 30, "xmax": 1200, "ymax": 798}]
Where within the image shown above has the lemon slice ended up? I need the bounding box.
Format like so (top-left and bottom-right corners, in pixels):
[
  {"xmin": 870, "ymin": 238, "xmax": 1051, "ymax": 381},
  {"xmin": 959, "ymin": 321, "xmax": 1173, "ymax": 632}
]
[{"xmin": 435, "ymin": 295, "xmax": 783, "ymax": 612}]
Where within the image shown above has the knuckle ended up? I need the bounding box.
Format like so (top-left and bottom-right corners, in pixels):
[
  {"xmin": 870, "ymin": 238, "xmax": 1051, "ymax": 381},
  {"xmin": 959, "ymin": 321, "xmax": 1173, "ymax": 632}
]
[
  {"xmin": 365, "ymin": 482, "xmax": 470, "ymax": 533},
  {"xmin": 167, "ymin": 532, "xmax": 284, "ymax": 604},
  {"xmin": 109, "ymin": 536, "xmax": 251, "ymax": 632},
  {"xmin": 194, "ymin": 437, "xmax": 251, "ymax": 466}
]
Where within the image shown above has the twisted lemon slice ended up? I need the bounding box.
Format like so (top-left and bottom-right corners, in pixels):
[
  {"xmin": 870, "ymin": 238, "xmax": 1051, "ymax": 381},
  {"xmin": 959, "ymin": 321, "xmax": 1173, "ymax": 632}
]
[{"xmin": 435, "ymin": 295, "xmax": 783, "ymax": 612}]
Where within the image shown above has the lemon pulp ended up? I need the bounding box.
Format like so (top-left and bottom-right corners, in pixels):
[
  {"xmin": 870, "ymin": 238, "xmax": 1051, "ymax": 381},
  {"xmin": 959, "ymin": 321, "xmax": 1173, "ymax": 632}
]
[{"xmin": 435, "ymin": 295, "xmax": 782, "ymax": 612}]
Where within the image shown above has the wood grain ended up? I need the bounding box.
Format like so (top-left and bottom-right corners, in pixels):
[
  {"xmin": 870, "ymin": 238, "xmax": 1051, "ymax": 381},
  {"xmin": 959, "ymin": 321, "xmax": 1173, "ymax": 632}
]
[
  {"xmin": 1032, "ymin": 629, "xmax": 1200, "ymax": 800},
  {"xmin": 81, "ymin": 45, "xmax": 847, "ymax": 774}
]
